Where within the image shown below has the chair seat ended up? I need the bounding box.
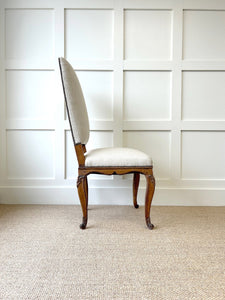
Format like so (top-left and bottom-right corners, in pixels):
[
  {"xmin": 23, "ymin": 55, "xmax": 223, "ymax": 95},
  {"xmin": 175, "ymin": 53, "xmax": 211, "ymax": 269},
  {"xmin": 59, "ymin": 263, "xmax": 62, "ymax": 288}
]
[{"xmin": 85, "ymin": 147, "xmax": 152, "ymax": 167}]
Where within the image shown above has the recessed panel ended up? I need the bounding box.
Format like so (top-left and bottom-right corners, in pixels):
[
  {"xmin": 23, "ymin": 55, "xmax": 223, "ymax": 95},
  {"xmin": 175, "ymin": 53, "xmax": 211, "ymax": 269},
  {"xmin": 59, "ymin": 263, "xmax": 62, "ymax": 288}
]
[
  {"xmin": 182, "ymin": 131, "xmax": 225, "ymax": 179},
  {"xmin": 65, "ymin": 9, "xmax": 113, "ymax": 60},
  {"xmin": 124, "ymin": 71, "xmax": 171, "ymax": 120},
  {"xmin": 182, "ymin": 71, "xmax": 225, "ymax": 120},
  {"xmin": 5, "ymin": 9, "xmax": 54, "ymax": 60},
  {"xmin": 183, "ymin": 10, "xmax": 225, "ymax": 59},
  {"xmin": 123, "ymin": 131, "xmax": 171, "ymax": 179},
  {"xmin": 6, "ymin": 71, "xmax": 56, "ymax": 120},
  {"xmin": 7, "ymin": 131, "xmax": 54, "ymax": 179},
  {"xmin": 124, "ymin": 10, "xmax": 172, "ymax": 60},
  {"xmin": 87, "ymin": 131, "xmax": 113, "ymax": 151},
  {"xmin": 76, "ymin": 71, "xmax": 113, "ymax": 121}
]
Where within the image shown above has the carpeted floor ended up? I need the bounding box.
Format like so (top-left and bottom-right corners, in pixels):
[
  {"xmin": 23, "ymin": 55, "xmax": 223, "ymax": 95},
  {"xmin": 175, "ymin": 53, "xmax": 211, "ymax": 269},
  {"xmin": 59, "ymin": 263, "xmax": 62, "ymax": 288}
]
[{"xmin": 0, "ymin": 205, "xmax": 224, "ymax": 300}]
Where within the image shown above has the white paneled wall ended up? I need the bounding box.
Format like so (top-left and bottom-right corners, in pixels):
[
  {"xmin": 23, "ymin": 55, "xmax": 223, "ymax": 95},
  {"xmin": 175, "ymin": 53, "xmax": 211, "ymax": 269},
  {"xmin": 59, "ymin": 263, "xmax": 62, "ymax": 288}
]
[{"xmin": 0, "ymin": 0, "xmax": 225, "ymax": 206}]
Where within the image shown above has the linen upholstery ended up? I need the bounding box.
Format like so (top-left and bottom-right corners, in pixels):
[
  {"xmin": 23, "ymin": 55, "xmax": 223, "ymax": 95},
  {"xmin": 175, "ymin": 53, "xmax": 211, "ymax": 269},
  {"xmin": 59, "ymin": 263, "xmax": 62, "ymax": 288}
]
[
  {"xmin": 85, "ymin": 147, "xmax": 152, "ymax": 167},
  {"xmin": 59, "ymin": 57, "xmax": 90, "ymax": 145}
]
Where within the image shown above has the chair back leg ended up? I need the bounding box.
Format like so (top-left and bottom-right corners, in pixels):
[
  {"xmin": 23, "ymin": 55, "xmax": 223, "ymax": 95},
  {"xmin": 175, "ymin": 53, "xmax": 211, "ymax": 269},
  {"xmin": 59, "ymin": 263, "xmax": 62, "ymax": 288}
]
[{"xmin": 133, "ymin": 173, "xmax": 140, "ymax": 208}]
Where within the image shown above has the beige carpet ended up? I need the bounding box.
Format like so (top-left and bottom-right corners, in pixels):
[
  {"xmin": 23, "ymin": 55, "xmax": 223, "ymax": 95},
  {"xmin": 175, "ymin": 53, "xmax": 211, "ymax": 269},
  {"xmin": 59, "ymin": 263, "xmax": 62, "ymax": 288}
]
[{"xmin": 0, "ymin": 205, "xmax": 224, "ymax": 300}]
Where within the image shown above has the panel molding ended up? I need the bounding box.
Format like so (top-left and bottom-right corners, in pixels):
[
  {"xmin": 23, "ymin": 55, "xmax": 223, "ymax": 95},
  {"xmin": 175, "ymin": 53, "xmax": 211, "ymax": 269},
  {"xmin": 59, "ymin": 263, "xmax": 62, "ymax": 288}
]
[
  {"xmin": 0, "ymin": 0, "xmax": 225, "ymax": 205},
  {"xmin": 1, "ymin": 187, "xmax": 225, "ymax": 206}
]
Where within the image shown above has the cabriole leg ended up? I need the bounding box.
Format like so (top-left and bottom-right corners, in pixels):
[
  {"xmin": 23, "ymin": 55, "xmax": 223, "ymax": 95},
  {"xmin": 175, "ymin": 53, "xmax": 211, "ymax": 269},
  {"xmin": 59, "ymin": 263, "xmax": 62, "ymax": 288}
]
[
  {"xmin": 133, "ymin": 173, "xmax": 140, "ymax": 208},
  {"xmin": 77, "ymin": 175, "xmax": 88, "ymax": 229},
  {"xmin": 84, "ymin": 176, "xmax": 88, "ymax": 210},
  {"xmin": 145, "ymin": 174, "xmax": 155, "ymax": 230}
]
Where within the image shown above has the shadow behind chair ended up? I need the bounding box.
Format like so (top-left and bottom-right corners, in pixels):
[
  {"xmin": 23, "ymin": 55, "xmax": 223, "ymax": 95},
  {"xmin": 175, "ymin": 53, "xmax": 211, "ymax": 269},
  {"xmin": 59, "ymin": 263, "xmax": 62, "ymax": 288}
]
[{"xmin": 58, "ymin": 57, "xmax": 156, "ymax": 230}]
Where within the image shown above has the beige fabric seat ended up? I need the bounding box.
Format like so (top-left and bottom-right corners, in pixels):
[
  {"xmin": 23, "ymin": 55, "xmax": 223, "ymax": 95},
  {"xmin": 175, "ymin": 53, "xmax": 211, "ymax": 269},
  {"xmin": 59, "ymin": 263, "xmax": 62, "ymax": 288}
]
[{"xmin": 85, "ymin": 147, "xmax": 152, "ymax": 167}]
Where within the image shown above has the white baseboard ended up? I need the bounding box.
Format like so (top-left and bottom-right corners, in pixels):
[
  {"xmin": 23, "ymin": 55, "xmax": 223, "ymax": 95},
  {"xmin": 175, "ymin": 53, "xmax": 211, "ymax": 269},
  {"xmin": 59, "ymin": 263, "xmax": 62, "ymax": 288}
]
[{"xmin": 0, "ymin": 187, "xmax": 225, "ymax": 206}]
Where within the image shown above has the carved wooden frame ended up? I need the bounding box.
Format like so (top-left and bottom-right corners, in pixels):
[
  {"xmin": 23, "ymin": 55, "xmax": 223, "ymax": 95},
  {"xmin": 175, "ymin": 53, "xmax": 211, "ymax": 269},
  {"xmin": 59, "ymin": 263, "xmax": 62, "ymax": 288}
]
[{"xmin": 75, "ymin": 143, "xmax": 155, "ymax": 230}]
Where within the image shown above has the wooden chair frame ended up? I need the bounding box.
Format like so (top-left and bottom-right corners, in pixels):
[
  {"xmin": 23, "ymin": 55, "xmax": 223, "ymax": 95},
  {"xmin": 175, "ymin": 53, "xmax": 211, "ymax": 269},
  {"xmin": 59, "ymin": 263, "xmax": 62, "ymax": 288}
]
[{"xmin": 75, "ymin": 143, "xmax": 155, "ymax": 230}]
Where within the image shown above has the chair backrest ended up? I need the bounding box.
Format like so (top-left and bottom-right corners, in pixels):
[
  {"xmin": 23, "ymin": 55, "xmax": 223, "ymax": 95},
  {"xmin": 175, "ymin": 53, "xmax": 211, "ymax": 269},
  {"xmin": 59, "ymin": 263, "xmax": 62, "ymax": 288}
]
[{"xmin": 58, "ymin": 57, "xmax": 90, "ymax": 146}]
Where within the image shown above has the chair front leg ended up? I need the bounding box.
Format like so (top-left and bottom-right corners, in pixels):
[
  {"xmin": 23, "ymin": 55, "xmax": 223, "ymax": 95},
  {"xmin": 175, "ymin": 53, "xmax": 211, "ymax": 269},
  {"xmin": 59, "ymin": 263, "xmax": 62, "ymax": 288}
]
[
  {"xmin": 77, "ymin": 175, "xmax": 88, "ymax": 229},
  {"xmin": 145, "ymin": 174, "xmax": 155, "ymax": 230},
  {"xmin": 133, "ymin": 173, "xmax": 140, "ymax": 208}
]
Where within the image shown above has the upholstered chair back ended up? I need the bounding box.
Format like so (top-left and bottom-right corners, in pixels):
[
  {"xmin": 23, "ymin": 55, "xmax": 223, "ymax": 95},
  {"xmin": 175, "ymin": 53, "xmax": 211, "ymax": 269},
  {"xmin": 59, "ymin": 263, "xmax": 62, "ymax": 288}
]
[{"xmin": 59, "ymin": 57, "xmax": 90, "ymax": 145}]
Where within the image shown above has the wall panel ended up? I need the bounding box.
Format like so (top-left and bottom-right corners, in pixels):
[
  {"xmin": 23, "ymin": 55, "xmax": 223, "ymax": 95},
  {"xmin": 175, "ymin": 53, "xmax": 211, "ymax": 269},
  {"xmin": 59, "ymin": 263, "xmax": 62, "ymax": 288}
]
[
  {"xmin": 65, "ymin": 9, "xmax": 113, "ymax": 60},
  {"xmin": 181, "ymin": 131, "xmax": 225, "ymax": 179},
  {"xmin": 6, "ymin": 130, "xmax": 55, "ymax": 179},
  {"xmin": 6, "ymin": 71, "xmax": 56, "ymax": 120},
  {"xmin": 183, "ymin": 10, "xmax": 225, "ymax": 59},
  {"xmin": 0, "ymin": 0, "xmax": 225, "ymax": 205},
  {"xmin": 182, "ymin": 71, "xmax": 225, "ymax": 120},
  {"xmin": 5, "ymin": 9, "xmax": 54, "ymax": 60},
  {"xmin": 124, "ymin": 71, "xmax": 171, "ymax": 120},
  {"xmin": 124, "ymin": 9, "xmax": 172, "ymax": 60}
]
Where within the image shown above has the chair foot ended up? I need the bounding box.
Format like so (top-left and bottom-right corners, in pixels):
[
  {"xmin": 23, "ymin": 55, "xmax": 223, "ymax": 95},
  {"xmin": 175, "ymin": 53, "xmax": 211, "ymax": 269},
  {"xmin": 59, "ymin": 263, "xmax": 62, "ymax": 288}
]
[
  {"xmin": 134, "ymin": 204, "xmax": 139, "ymax": 209},
  {"xmin": 80, "ymin": 217, "xmax": 87, "ymax": 230},
  {"xmin": 146, "ymin": 217, "xmax": 154, "ymax": 230}
]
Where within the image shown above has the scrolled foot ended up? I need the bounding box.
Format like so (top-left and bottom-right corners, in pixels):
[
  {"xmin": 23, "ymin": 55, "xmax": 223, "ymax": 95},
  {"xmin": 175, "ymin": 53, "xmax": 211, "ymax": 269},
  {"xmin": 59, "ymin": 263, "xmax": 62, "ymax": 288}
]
[
  {"xmin": 80, "ymin": 223, "xmax": 86, "ymax": 229},
  {"xmin": 79, "ymin": 217, "xmax": 87, "ymax": 230},
  {"xmin": 146, "ymin": 217, "xmax": 154, "ymax": 230},
  {"xmin": 134, "ymin": 204, "xmax": 139, "ymax": 209}
]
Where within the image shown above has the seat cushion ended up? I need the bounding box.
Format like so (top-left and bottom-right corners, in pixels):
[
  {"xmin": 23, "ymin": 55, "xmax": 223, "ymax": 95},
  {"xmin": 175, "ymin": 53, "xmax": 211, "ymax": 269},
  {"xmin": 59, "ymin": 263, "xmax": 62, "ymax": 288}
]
[{"xmin": 85, "ymin": 147, "xmax": 152, "ymax": 167}]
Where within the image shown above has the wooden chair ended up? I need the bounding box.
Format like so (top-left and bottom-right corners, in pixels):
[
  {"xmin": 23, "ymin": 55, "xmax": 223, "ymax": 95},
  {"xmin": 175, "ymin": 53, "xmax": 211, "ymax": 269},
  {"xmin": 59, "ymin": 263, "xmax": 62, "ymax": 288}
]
[{"xmin": 58, "ymin": 57, "xmax": 156, "ymax": 230}]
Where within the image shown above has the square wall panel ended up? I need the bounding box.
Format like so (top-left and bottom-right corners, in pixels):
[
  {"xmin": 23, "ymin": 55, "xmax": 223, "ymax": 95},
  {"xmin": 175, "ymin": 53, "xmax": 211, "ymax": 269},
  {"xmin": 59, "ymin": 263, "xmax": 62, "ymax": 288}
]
[
  {"xmin": 124, "ymin": 71, "xmax": 171, "ymax": 120},
  {"xmin": 6, "ymin": 71, "xmax": 56, "ymax": 120},
  {"xmin": 124, "ymin": 10, "xmax": 172, "ymax": 60},
  {"xmin": 65, "ymin": 9, "xmax": 113, "ymax": 60},
  {"xmin": 182, "ymin": 71, "xmax": 225, "ymax": 120},
  {"xmin": 5, "ymin": 9, "xmax": 54, "ymax": 60},
  {"xmin": 181, "ymin": 131, "xmax": 225, "ymax": 179},
  {"xmin": 123, "ymin": 131, "xmax": 171, "ymax": 179},
  {"xmin": 7, "ymin": 130, "xmax": 54, "ymax": 179},
  {"xmin": 183, "ymin": 10, "xmax": 225, "ymax": 59},
  {"xmin": 76, "ymin": 71, "xmax": 113, "ymax": 121},
  {"xmin": 87, "ymin": 131, "xmax": 113, "ymax": 151}
]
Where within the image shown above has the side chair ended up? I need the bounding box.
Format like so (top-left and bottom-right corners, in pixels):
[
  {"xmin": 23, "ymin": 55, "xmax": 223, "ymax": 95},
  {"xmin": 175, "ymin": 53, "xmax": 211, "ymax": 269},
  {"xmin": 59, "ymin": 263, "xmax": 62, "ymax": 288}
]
[{"xmin": 58, "ymin": 57, "xmax": 156, "ymax": 230}]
